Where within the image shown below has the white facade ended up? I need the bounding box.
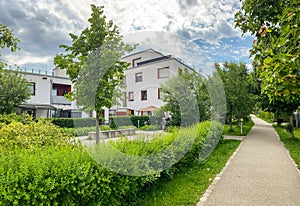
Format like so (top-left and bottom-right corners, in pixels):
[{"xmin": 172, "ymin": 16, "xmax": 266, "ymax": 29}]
[
  {"xmin": 111, "ymin": 49, "xmax": 191, "ymax": 116},
  {"xmin": 16, "ymin": 68, "xmax": 85, "ymax": 118}
]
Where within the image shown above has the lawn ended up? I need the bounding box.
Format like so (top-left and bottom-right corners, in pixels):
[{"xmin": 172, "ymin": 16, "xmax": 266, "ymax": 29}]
[
  {"xmin": 138, "ymin": 139, "xmax": 241, "ymax": 206},
  {"xmin": 273, "ymin": 125, "xmax": 300, "ymax": 170},
  {"xmin": 223, "ymin": 119, "xmax": 254, "ymax": 136}
]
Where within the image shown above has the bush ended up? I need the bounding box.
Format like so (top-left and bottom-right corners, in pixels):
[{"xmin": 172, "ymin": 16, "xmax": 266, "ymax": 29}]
[
  {"xmin": 110, "ymin": 116, "xmax": 150, "ymax": 129},
  {"xmin": 258, "ymin": 111, "xmax": 275, "ymax": 123},
  {"xmin": 49, "ymin": 118, "xmax": 100, "ymax": 128},
  {"xmin": 0, "ymin": 120, "xmax": 71, "ymax": 151},
  {"xmin": 0, "ymin": 113, "xmax": 27, "ymax": 127},
  {"xmin": 0, "ymin": 121, "xmax": 222, "ymax": 205}
]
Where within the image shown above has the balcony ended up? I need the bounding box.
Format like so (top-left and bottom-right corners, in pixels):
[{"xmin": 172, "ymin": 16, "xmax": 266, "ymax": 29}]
[{"xmin": 52, "ymin": 96, "xmax": 71, "ymax": 105}]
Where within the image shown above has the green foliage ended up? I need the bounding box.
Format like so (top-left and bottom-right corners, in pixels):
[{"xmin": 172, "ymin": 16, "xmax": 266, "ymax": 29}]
[
  {"xmin": 235, "ymin": 0, "xmax": 300, "ymax": 113},
  {"xmin": 161, "ymin": 68, "xmax": 209, "ymax": 126},
  {"xmin": 49, "ymin": 117, "xmax": 100, "ymax": 128},
  {"xmin": 258, "ymin": 111, "xmax": 275, "ymax": 123},
  {"xmin": 0, "ymin": 23, "xmax": 20, "ymax": 70},
  {"xmin": 215, "ymin": 62, "xmax": 255, "ymax": 125},
  {"xmin": 0, "ymin": 70, "xmax": 31, "ymax": 114},
  {"xmin": 54, "ymin": 4, "xmax": 135, "ymax": 143},
  {"xmin": 0, "ymin": 113, "xmax": 27, "ymax": 126},
  {"xmin": 0, "ymin": 119, "xmax": 223, "ymax": 205},
  {"xmin": 109, "ymin": 116, "xmax": 150, "ymax": 129},
  {"xmin": 0, "ymin": 120, "xmax": 71, "ymax": 151}
]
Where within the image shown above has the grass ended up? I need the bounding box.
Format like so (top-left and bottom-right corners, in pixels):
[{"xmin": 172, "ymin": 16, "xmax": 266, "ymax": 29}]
[
  {"xmin": 222, "ymin": 119, "xmax": 254, "ymax": 136},
  {"xmin": 139, "ymin": 139, "xmax": 241, "ymax": 206},
  {"xmin": 273, "ymin": 125, "xmax": 300, "ymax": 169}
]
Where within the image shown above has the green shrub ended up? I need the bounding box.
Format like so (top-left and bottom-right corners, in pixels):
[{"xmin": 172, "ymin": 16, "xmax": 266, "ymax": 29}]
[
  {"xmin": 258, "ymin": 111, "xmax": 275, "ymax": 123},
  {"xmin": 0, "ymin": 120, "xmax": 71, "ymax": 151},
  {"xmin": 49, "ymin": 118, "xmax": 100, "ymax": 128},
  {"xmin": 0, "ymin": 121, "xmax": 222, "ymax": 205},
  {"xmin": 110, "ymin": 116, "xmax": 150, "ymax": 129},
  {"xmin": 110, "ymin": 116, "xmax": 132, "ymax": 129}
]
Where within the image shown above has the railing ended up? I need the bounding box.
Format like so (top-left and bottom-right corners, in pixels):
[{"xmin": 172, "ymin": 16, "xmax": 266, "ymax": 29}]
[{"xmin": 52, "ymin": 96, "xmax": 71, "ymax": 105}]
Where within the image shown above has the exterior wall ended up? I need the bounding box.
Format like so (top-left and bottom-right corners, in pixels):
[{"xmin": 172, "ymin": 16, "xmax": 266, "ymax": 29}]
[
  {"xmin": 111, "ymin": 49, "xmax": 191, "ymax": 116},
  {"xmin": 19, "ymin": 71, "xmax": 79, "ymax": 118}
]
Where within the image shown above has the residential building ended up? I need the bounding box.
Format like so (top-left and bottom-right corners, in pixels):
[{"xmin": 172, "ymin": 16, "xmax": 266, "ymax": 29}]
[
  {"xmin": 110, "ymin": 49, "xmax": 192, "ymax": 116},
  {"xmin": 15, "ymin": 67, "xmax": 86, "ymax": 118}
]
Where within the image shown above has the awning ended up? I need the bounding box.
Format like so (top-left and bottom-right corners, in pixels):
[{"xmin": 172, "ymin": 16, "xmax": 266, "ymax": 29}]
[
  {"xmin": 139, "ymin": 106, "xmax": 159, "ymax": 112},
  {"xmin": 53, "ymin": 105, "xmax": 75, "ymax": 110},
  {"xmin": 20, "ymin": 104, "xmax": 56, "ymax": 110}
]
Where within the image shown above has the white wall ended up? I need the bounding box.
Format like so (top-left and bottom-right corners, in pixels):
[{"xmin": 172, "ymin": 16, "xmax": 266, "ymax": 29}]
[{"xmin": 113, "ymin": 51, "xmax": 190, "ymax": 114}]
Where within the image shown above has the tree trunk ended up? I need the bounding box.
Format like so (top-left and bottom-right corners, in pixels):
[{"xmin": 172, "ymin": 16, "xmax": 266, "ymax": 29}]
[
  {"xmin": 96, "ymin": 112, "xmax": 100, "ymax": 144},
  {"xmin": 289, "ymin": 113, "xmax": 295, "ymax": 139},
  {"xmin": 229, "ymin": 114, "xmax": 233, "ymax": 131}
]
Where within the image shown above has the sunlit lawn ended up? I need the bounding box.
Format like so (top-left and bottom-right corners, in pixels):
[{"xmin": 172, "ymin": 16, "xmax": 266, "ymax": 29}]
[{"xmin": 222, "ymin": 119, "xmax": 254, "ymax": 136}]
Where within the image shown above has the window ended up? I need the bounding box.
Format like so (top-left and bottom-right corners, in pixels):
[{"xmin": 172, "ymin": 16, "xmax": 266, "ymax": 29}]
[
  {"xmin": 158, "ymin": 88, "xmax": 161, "ymax": 99},
  {"xmin": 141, "ymin": 90, "xmax": 147, "ymax": 101},
  {"xmin": 135, "ymin": 72, "xmax": 143, "ymax": 82},
  {"xmin": 132, "ymin": 57, "xmax": 141, "ymax": 67},
  {"xmin": 158, "ymin": 67, "xmax": 170, "ymax": 79},
  {"xmin": 28, "ymin": 82, "xmax": 35, "ymax": 96},
  {"xmin": 129, "ymin": 92, "xmax": 134, "ymax": 101}
]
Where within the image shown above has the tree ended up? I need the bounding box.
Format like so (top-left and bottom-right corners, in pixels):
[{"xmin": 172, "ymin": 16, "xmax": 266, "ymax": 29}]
[
  {"xmin": 54, "ymin": 4, "xmax": 134, "ymax": 143},
  {"xmin": 0, "ymin": 70, "xmax": 31, "ymax": 114},
  {"xmin": 161, "ymin": 68, "xmax": 209, "ymax": 127},
  {"xmin": 235, "ymin": 0, "xmax": 300, "ymax": 137},
  {"xmin": 0, "ymin": 23, "xmax": 20, "ymax": 71},
  {"xmin": 0, "ymin": 24, "xmax": 30, "ymax": 114},
  {"xmin": 215, "ymin": 62, "xmax": 255, "ymax": 131}
]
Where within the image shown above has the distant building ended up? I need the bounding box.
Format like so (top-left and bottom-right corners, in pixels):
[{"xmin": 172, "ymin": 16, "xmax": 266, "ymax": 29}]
[
  {"xmin": 15, "ymin": 68, "xmax": 86, "ymax": 118},
  {"xmin": 110, "ymin": 49, "xmax": 192, "ymax": 117}
]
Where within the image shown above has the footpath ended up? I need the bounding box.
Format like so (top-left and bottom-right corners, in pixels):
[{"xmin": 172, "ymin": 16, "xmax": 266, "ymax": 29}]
[{"xmin": 199, "ymin": 115, "xmax": 300, "ymax": 206}]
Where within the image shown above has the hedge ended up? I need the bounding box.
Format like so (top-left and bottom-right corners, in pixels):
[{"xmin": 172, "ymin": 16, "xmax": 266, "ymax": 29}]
[
  {"xmin": 49, "ymin": 118, "xmax": 100, "ymax": 128},
  {"xmin": 0, "ymin": 119, "xmax": 222, "ymax": 205},
  {"xmin": 110, "ymin": 116, "xmax": 162, "ymax": 129}
]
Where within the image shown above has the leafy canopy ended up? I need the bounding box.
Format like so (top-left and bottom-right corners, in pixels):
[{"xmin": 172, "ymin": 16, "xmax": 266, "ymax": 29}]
[{"xmin": 235, "ymin": 0, "xmax": 300, "ymax": 105}]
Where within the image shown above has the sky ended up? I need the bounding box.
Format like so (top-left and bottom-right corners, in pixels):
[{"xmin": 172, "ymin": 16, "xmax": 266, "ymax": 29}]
[{"xmin": 0, "ymin": 0, "xmax": 254, "ymax": 74}]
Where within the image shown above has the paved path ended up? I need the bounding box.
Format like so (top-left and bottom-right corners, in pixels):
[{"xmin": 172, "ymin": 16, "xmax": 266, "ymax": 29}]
[{"xmin": 201, "ymin": 115, "xmax": 300, "ymax": 206}]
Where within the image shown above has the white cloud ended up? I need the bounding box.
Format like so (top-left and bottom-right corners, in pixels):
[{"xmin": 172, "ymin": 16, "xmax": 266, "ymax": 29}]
[{"xmin": 0, "ymin": 0, "xmax": 251, "ymax": 71}]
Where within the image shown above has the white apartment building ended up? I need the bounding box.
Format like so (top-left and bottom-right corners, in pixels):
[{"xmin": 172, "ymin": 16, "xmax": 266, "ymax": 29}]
[
  {"xmin": 110, "ymin": 49, "xmax": 191, "ymax": 116},
  {"xmin": 10, "ymin": 49, "xmax": 190, "ymax": 120},
  {"xmin": 16, "ymin": 68, "xmax": 85, "ymax": 118}
]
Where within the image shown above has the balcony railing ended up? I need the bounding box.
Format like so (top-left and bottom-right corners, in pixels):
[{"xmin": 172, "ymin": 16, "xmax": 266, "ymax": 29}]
[{"xmin": 52, "ymin": 96, "xmax": 71, "ymax": 105}]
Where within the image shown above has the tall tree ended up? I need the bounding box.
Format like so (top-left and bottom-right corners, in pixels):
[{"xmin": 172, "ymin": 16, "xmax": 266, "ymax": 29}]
[
  {"xmin": 161, "ymin": 68, "xmax": 209, "ymax": 127},
  {"xmin": 0, "ymin": 24, "xmax": 20, "ymax": 70},
  {"xmin": 54, "ymin": 4, "xmax": 134, "ymax": 143},
  {"xmin": 235, "ymin": 0, "xmax": 300, "ymax": 137},
  {"xmin": 215, "ymin": 62, "xmax": 254, "ymax": 131},
  {"xmin": 0, "ymin": 24, "xmax": 30, "ymax": 114}
]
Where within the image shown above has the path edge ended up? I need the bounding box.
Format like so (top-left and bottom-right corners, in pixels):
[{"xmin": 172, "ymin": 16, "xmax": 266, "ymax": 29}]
[{"xmin": 196, "ymin": 139, "xmax": 244, "ymax": 206}]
